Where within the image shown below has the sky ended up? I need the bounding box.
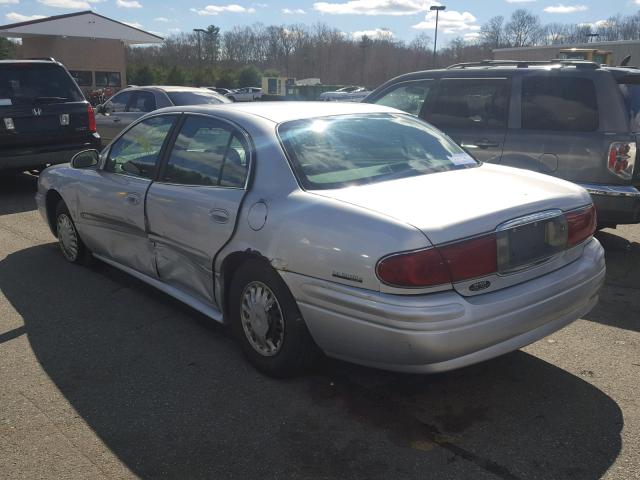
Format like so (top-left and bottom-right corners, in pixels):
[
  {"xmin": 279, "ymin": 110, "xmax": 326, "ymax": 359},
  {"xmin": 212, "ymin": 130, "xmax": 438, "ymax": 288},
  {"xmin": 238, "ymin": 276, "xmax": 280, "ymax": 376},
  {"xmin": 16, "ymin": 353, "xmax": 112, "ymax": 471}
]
[{"xmin": 1, "ymin": 0, "xmax": 639, "ymax": 44}]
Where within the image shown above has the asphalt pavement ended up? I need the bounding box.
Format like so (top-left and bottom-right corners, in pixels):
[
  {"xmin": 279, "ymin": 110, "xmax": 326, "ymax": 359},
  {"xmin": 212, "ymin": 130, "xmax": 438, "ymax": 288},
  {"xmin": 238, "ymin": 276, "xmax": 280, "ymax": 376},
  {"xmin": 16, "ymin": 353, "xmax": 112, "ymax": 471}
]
[{"xmin": 0, "ymin": 172, "xmax": 638, "ymax": 480}]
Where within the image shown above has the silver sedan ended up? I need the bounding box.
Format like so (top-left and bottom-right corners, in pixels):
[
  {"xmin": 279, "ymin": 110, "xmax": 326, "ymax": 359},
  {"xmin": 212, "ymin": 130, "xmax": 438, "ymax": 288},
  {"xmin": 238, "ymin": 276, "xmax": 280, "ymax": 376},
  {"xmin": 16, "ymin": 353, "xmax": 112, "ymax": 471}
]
[{"xmin": 36, "ymin": 102, "xmax": 605, "ymax": 377}]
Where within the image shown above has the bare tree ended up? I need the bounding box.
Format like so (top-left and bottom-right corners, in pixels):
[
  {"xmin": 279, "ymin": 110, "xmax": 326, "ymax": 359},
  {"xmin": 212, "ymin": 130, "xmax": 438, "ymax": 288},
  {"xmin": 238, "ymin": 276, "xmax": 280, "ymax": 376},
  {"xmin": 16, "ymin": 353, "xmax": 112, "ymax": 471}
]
[{"xmin": 505, "ymin": 9, "xmax": 542, "ymax": 47}]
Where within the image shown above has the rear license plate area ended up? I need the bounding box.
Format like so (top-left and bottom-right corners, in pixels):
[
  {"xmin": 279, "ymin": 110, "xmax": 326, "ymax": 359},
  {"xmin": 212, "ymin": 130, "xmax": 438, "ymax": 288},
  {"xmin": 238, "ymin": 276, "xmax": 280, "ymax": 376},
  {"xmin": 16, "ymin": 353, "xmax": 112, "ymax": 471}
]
[{"xmin": 497, "ymin": 214, "xmax": 568, "ymax": 274}]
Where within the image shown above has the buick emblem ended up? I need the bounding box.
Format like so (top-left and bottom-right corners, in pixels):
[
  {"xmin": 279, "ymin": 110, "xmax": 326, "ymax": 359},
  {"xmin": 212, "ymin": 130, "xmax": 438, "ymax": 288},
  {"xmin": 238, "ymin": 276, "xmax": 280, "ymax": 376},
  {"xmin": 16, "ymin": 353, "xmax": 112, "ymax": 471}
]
[
  {"xmin": 32, "ymin": 108, "xmax": 42, "ymax": 116},
  {"xmin": 469, "ymin": 280, "xmax": 491, "ymax": 292}
]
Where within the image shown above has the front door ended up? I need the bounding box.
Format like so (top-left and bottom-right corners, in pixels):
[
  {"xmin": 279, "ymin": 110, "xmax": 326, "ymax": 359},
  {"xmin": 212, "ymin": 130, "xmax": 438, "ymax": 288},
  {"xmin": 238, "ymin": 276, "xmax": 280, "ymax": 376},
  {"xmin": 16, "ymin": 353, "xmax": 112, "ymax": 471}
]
[
  {"xmin": 146, "ymin": 114, "xmax": 250, "ymax": 303},
  {"xmin": 75, "ymin": 114, "xmax": 178, "ymax": 276},
  {"xmin": 421, "ymin": 77, "xmax": 510, "ymax": 164}
]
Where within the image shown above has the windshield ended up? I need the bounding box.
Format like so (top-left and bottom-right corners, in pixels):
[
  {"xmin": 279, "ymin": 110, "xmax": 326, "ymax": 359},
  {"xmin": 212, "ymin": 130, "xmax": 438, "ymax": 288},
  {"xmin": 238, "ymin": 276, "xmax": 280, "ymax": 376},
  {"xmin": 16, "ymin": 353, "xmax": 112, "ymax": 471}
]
[
  {"xmin": 167, "ymin": 91, "xmax": 230, "ymax": 106},
  {"xmin": 278, "ymin": 113, "xmax": 478, "ymax": 190},
  {"xmin": 619, "ymin": 81, "xmax": 640, "ymax": 132},
  {"xmin": 0, "ymin": 63, "xmax": 84, "ymax": 107}
]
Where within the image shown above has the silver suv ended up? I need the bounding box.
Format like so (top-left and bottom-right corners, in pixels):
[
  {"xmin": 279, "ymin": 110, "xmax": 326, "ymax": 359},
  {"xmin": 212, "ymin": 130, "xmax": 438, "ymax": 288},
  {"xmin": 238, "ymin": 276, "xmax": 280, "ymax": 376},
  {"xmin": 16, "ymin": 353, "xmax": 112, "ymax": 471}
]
[{"xmin": 365, "ymin": 60, "xmax": 640, "ymax": 228}]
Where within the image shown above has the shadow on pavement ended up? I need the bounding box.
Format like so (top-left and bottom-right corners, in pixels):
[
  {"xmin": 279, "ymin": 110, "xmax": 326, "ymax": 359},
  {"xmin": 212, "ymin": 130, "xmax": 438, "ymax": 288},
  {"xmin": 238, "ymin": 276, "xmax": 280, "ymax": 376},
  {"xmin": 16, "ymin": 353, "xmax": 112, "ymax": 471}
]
[
  {"xmin": 0, "ymin": 172, "xmax": 38, "ymax": 216},
  {"xmin": 1, "ymin": 244, "xmax": 623, "ymax": 480},
  {"xmin": 587, "ymin": 230, "xmax": 640, "ymax": 332}
]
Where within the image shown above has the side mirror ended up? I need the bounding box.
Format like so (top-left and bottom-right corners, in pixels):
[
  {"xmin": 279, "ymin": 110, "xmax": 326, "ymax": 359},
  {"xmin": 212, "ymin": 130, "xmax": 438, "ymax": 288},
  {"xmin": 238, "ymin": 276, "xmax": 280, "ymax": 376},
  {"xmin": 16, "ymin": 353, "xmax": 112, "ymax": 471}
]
[
  {"xmin": 98, "ymin": 104, "xmax": 110, "ymax": 115},
  {"xmin": 71, "ymin": 149, "xmax": 99, "ymax": 169}
]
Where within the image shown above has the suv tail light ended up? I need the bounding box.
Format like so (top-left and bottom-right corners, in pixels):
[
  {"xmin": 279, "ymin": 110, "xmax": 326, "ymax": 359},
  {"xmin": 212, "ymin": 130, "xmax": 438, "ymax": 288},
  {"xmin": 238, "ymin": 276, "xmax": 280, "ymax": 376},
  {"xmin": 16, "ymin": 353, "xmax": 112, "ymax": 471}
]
[
  {"xmin": 608, "ymin": 142, "xmax": 636, "ymax": 180},
  {"xmin": 87, "ymin": 103, "xmax": 96, "ymax": 133},
  {"xmin": 566, "ymin": 204, "xmax": 597, "ymax": 247}
]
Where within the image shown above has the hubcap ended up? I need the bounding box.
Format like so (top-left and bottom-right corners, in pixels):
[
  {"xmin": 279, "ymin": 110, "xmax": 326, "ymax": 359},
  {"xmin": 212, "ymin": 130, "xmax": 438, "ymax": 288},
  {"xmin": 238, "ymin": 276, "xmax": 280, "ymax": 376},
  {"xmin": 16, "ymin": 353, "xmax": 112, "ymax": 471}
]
[
  {"xmin": 57, "ymin": 213, "xmax": 79, "ymax": 261},
  {"xmin": 240, "ymin": 281, "xmax": 285, "ymax": 356}
]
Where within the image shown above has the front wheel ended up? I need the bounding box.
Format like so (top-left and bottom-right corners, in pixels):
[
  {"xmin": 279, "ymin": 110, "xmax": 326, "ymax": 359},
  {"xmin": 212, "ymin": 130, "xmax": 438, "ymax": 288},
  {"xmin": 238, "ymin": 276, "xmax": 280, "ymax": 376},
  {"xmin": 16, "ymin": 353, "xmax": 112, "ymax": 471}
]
[
  {"xmin": 55, "ymin": 201, "xmax": 92, "ymax": 265},
  {"xmin": 229, "ymin": 260, "xmax": 319, "ymax": 377}
]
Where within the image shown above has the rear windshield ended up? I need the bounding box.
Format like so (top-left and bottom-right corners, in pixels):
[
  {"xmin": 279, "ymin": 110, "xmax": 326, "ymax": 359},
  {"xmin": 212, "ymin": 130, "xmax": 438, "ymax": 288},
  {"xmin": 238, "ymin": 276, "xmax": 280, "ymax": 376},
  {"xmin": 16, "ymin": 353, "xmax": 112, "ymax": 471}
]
[
  {"xmin": 618, "ymin": 78, "xmax": 640, "ymax": 132},
  {"xmin": 0, "ymin": 63, "xmax": 84, "ymax": 107},
  {"xmin": 278, "ymin": 113, "xmax": 478, "ymax": 190},
  {"xmin": 167, "ymin": 91, "xmax": 230, "ymax": 106}
]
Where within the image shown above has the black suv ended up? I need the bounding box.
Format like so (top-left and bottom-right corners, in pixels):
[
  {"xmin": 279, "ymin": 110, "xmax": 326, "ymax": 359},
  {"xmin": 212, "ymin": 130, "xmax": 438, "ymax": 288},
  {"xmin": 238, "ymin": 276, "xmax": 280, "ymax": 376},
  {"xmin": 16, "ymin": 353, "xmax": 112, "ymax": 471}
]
[
  {"xmin": 0, "ymin": 59, "xmax": 100, "ymax": 172},
  {"xmin": 365, "ymin": 60, "xmax": 640, "ymax": 227}
]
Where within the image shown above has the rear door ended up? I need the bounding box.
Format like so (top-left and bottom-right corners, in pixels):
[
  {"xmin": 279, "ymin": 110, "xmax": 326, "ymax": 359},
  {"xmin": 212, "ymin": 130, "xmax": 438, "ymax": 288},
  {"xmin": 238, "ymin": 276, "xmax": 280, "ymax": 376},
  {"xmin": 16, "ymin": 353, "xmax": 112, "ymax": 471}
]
[
  {"xmin": 146, "ymin": 114, "xmax": 250, "ymax": 303},
  {"xmin": 421, "ymin": 77, "xmax": 510, "ymax": 164},
  {"xmin": 0, "ymin": 62, "xmax": 89, "ymax": 149}
]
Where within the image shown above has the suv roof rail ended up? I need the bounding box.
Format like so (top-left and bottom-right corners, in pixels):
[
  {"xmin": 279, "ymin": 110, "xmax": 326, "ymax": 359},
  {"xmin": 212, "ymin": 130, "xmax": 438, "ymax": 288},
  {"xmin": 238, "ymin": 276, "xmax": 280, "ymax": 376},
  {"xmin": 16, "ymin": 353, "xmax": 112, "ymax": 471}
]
[{"xmin": 446, "ymin": 59, "xmax": 601, "ymax": 70}]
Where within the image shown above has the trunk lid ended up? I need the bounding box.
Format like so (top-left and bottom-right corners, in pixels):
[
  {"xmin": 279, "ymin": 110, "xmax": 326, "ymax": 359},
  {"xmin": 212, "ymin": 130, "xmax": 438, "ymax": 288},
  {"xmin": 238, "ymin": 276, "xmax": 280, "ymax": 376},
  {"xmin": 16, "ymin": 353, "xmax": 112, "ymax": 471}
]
[{"xmin": 311, "ymin": 163, "xmax": 592, "ymax": 245}]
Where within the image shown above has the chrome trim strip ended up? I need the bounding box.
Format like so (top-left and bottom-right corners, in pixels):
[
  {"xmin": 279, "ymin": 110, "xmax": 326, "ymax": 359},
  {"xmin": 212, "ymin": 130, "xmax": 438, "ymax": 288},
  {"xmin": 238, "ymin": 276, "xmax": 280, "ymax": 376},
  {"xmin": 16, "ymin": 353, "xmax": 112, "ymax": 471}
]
[
  {"xmin": 578, "ymin": 183, "xmax": 640, "ymax": 198},
  {"xmin": 497, "ymin": 209, "xmax": 563, "ymax": 231}
]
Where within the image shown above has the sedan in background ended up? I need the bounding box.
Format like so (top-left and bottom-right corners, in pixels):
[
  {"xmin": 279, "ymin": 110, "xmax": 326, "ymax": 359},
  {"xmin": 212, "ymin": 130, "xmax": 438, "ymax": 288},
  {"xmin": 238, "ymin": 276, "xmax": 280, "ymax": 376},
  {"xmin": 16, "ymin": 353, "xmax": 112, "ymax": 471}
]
[
  {"xmin": 95, "ymin": 86, "xmax": 230, "ymax": 144},
  {"xmin": 227, "ymin": 87, "xmax": 262, "ymax": 102},
  {"xmin": 36, "ymin": 102, "xmax": 604, "ymax": 377},
  {"xmin": 319, "ymin": 86, "xmax": 371, "ymax": 102}
]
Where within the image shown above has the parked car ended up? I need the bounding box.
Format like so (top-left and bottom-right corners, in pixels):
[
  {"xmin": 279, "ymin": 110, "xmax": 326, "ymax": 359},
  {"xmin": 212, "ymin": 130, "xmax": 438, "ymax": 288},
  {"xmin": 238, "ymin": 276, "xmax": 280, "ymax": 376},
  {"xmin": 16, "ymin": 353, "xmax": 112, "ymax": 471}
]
[
  {"xmin": 0, "ymin": 59, "xmax": 100, "ymax": 172},
  {"xmin": 227, "ymin": 87, "xmax": 262, "ymax": 102},
  {"xmin": 319, "ymin": 86, "xmax": 371, "ymax": 102},
  {"xmin": 95, "ymin": 86, "xmax": 230, "ymax": 144},
  {"xmin": 36, "ymin": 102, "xmax": 605, "ymax": 377},
  {"xmin": 364, "ymin": 60, "xmax": 640, "ymax": 228},
  {"xmin": 208, "ymin": 87, "xmax": 233, "ymax": 96}
]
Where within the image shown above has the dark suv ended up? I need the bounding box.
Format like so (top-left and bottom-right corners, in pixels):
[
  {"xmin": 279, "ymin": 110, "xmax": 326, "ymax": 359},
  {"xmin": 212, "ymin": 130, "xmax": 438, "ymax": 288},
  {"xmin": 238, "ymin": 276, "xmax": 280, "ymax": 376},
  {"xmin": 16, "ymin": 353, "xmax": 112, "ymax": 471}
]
[
  {"xmin": 365, "ymin": 60, "xmax": 640, "ymax": 227},
  {"xmin": 0, "ymin": 59, "xmax": 100, "ymax": 172}
]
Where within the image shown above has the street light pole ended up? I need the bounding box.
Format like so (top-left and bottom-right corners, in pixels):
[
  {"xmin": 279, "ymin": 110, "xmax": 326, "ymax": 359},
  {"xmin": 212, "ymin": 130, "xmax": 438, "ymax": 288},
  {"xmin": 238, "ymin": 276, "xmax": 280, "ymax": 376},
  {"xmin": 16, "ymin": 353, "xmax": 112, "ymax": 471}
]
[
  {"xmin": 193, "ymin": 28, "xmax": 206, "ymax": 87},
  {"xmin": 430, "ymin": 5, "xmax": 446, "ymax": 69}
]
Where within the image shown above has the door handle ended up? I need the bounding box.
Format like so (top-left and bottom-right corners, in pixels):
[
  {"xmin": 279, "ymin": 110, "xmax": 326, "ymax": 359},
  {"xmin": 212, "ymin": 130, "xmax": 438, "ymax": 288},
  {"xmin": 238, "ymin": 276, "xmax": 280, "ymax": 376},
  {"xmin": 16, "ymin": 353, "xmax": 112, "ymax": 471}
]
[
  {"xmin": 112, "ymin": 117, "xmax": 122, "ymax": 123},
  {"xmin": 124, "ymin": 192, "xmax": 141, "ymax": 205},
  {"xmin": 209, "ymin": 209, "xmax": 229, "ymax": 224},
  {"xmin": 465, "ymin": 140, "xmax": 499, "ymax": 149}
]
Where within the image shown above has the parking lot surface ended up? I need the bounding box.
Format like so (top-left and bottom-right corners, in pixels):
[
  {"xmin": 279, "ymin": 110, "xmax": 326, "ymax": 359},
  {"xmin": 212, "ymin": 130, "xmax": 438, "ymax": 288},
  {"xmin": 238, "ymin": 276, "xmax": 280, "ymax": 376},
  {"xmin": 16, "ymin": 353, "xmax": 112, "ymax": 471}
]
[{"xmin": 0, "ymin": 172, "xmax": 638, "ymax": 480}]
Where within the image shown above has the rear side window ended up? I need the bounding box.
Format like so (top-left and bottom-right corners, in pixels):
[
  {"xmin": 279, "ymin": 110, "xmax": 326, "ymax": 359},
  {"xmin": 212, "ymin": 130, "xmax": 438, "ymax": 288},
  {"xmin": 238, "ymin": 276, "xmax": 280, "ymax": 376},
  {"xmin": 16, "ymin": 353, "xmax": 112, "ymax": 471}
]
[
  {"xmin": 618, "ymin": 76, "xmax": 640, "ymax": 132},
  {"xmin": 167, "ymin": 91, "xmax": 230, "ymax": 106},
  {"xmin": 128, "ymin": 91, "xmax": 156, "ymax": 113},
  {"xmin": 424, "ymin": 78, "xmax": 510, "ymax": 130},
  {"xmin": 522, "ymin": 76, "xmax": 598, "ymax": 132},
  {"xmin": 0, "ymin": 63, "xmax": 84, "ymax": 107},
  {"xmin": 374, "ymin": 80, "xmax": 432, "ymax": 115}
]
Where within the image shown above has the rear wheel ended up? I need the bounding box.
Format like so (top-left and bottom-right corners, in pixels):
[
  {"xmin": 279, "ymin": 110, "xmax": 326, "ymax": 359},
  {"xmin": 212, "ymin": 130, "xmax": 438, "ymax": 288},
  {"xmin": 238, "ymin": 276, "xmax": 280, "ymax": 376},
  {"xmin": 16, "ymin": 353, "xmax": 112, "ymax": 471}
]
[
  {"xmin": 55, "ymin": 201, "xmax": 92, "ymax": 265},
  {"xmin": 229, "ymin": 260, "xmax": 319, "ymax": 377}
]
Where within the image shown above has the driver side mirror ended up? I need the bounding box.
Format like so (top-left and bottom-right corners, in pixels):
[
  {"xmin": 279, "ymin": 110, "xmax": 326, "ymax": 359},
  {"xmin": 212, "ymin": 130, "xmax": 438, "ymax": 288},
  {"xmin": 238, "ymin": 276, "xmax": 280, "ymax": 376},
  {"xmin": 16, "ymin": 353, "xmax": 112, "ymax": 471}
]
[{"xmin": 71, "ymin": 149, "xmax": 99, "ymax": 169}]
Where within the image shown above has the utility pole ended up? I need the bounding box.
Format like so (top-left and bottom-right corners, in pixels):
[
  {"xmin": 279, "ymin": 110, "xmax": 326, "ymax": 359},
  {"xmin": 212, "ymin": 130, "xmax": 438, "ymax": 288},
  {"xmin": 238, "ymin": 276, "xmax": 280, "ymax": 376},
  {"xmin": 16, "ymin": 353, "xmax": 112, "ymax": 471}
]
[
  {"xmin": 430, "ymin": 5, "xmax": 446, "ymax": 69},
  {"xmin": 193, "ymin": 28, "xmax": 206, "ymax": 87}
]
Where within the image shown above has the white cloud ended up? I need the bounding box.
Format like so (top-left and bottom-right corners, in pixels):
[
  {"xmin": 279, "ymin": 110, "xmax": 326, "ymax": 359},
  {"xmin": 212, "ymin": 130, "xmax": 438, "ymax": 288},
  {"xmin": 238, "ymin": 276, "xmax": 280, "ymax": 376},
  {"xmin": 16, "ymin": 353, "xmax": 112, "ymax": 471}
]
[
  {"xmin": 168, "ymin": 27, "xmax": 181, "ymax": 33},
  {"xmin": 117, "ymin": 0, "xmax": 142, "ymax": 8},
  {"xmin": 352, "ymin": 28, "xmax": 394, "ymax": 40},
  {"xmin": 282, "ymin": 7, "xmax": 306, "ymax": 14},
  {"xmin": 253, "ymin": 2, "xmax": 267, "ymax": 6},
  {"xmin": 37, "ymin": 0, "xmax": 102, "ymax": 8},
  {"xmin": 313, "ymin": 0, "xmax": 436, "ymax": 16},
  {"xmin": 6, "ymin": 12, "xmax": 46, "ymax": 21},
  {"xmin": 123, "ymin": 20, "xmax": 143, "ymax": 28},
  {"xmin": 412, "ymin": 10, "xmax": 480, "ymax": 34},
  {"xmin": 463, "ymin": 32, "xmax": 480, "ymax": 41},
  {"xmin": 154, "ymin": 16, "xmax": 169, "ymax": 22},
  {"xmin": 0, "ymin": 1, "xmax": 20, "ymax": 5},
  {"xmin": 543, "ymin": 4, "xmax": 588, "ymax": 13},
  {"xmin": 191, "ymin": 4, "xmax": 256, "ymax": 15}
]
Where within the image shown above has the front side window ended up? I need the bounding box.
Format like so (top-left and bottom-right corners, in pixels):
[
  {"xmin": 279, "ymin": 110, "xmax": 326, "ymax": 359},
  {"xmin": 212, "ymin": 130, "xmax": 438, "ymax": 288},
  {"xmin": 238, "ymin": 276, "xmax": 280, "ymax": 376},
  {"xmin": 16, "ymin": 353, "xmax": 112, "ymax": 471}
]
[
  {"xmin": 162, "ymin": 116, "xmax": 249, "ymax": 187},
  {"xmin": 128, "ymin": 91, "xmax": 156, "ymax": 113},
  {"xmin": 278, "ymin": 113, "xmax": 477, "ymax": 190},
  {"xmin": 424, "ymin": 78, "xmax": 510, "ymax": 130},
  {"xmin": 374, "ymin": 80, "xmax": 432, "ymax": 116},
  {"xmin": 521, "ymin": 76, "xmax": 598, "ymax": 132},
  {"xmin": 105, "ymin": 115, "xmax": 176, "ymax": 179},
  {"xmin": 105, "ymin": 91, "xmax": 131, "ymax": 113}
]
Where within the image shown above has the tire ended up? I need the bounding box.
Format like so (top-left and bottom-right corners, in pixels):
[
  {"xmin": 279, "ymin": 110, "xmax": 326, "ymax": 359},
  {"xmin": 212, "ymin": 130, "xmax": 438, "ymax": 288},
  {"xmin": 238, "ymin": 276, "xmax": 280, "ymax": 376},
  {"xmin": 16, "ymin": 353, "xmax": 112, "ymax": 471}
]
[
  {"xmin": 228, "ymin": 260, "xmax": 319, "ymax": 377},
  {"xmin": 228, "ymin": 96, "xmax": 236, "ymax": 102},
  {"xmin": 55, "ymin": 201, "xmax": 92, "ymax": 265}
]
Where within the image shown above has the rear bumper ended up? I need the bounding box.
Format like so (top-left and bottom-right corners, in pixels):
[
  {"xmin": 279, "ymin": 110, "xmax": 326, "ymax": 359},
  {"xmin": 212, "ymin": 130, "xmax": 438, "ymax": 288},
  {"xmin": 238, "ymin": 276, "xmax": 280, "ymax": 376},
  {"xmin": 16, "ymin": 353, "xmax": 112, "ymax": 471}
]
[
  {"xmin": 0, "ymin": 135, "xmax": 100, "ymax": 171},
  {"xmin": 579, "ymin": 183, "xmax": 640, "ymax": 225},
  {"xmin": 281, "ymin": 238, "xmax": 605, "ymax": 373}
]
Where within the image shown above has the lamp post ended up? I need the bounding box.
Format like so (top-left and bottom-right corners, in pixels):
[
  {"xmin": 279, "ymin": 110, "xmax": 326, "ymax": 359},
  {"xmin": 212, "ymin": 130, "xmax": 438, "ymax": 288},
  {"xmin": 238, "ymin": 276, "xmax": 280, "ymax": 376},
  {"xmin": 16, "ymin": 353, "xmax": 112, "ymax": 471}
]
[
  {"xmin": 193, "ymin": 28, "xmax": 207, "ymax": 87},
  {"xmin": 430, "ymin": 5, "xmax": 446, "ymax": 68}
]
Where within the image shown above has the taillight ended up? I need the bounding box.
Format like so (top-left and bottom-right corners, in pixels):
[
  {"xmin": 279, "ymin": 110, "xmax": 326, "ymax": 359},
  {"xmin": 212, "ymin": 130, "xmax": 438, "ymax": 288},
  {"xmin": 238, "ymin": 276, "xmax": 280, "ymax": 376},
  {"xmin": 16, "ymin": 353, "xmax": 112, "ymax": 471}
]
[
  {"xmin": 376, "ymin": 248, "xmax": 451, "ymax": 288},
  {"xmin": 608, "ymin": 142, "xmax": 636, "ymax": 180},
  {"xmin": 376, "ymin": 234, "xmax": 498, "ymax": 288},
  {"xmin": 566, "ymin": 204, "xmax": 597, "ymax": 246},
  {"xmin": 87, "ymin": 103, "xmax": 96, "ymax": 133}
]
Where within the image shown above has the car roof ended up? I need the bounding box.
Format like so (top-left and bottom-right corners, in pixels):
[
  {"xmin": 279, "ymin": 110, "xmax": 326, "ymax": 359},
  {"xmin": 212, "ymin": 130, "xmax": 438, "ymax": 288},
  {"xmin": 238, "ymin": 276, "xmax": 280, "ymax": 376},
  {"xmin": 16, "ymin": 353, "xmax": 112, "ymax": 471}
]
[
  {"xmin": 133, "ymin": 86, "xmax": 217, "ymax": 93},
  {"xmin": 157, "ymin": 101, "xmax": 401, "ymax": 124}
]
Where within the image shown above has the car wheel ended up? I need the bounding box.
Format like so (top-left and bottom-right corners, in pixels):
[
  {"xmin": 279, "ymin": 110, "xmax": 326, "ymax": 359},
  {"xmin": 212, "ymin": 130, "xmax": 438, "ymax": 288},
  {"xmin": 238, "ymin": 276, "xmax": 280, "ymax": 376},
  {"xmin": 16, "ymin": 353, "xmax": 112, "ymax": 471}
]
[
  {"xmin": 229, "ymin": 260, "xmax": 319, "ymax": 377},
  {"xmin": 228, "ymin": 96, "xmax": 236, "ymax": 102},
  {"xmin": 55, "ymin": 201, "xmax": 92, "ymax": 265}
]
